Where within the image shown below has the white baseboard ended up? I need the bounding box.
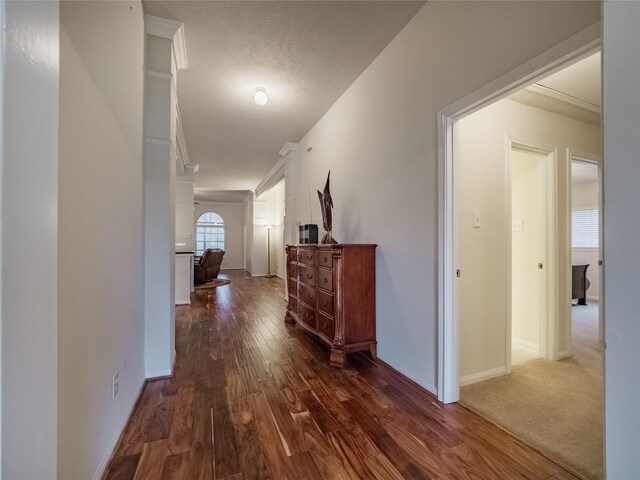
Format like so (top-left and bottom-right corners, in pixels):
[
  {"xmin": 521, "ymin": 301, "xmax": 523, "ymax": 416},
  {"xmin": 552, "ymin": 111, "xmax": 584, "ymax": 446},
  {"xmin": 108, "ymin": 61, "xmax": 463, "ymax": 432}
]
[
  {"xmin": 379, "ymin": 356, "xmax": 438, "ymax": 397},
  {"xmin": 460, "ymin": 366, "xmax": 508, "ymax": 387},
  {"xmin": 586, "ymin": 295, "xmax": 599, "ymax": 302},
  {"xmin": 145, "ymin": 369, "xmax": 172, "ymax": 379},
  {"xmin": 220, "ymin": 266, "xmax": 243, "ymax": 271},
  {"xmin": 512, "ymin": 338, "xmax": 539, "ymax": 355},
  {"xmin": 175, "ymin": 300, "xmax": 190, "ymax": 305},
  {"xmin": 92, "ymin": 376, "xmax": 146, "ymax": 480}
]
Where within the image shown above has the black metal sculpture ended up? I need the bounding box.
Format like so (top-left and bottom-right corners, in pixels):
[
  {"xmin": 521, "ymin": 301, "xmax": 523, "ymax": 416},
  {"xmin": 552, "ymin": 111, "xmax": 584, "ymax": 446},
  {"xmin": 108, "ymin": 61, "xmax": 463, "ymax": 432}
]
[{"xmin": 317, "ymin": 171, "xmax": 337, "ymax": 244}]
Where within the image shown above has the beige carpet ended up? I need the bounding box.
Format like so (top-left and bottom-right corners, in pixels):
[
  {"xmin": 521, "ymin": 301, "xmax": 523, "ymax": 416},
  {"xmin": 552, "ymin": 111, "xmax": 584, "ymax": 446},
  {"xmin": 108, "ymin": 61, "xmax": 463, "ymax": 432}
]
[{"xmin": 460, "ymin": 302, "xmax": 603, "ymax": 480}]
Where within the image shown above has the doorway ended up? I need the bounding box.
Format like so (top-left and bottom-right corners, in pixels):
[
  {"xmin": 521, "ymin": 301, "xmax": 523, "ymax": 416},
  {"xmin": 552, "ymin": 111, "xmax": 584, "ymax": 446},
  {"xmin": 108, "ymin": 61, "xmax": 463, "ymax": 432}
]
[
  {"xmin": 510, "ymin": 146, "xmax": 552, "ymax": 366},
  {"xmin": 437, "ymin": 22, "xmax": 600, "ymax": 403},
  {"xmin": 440, "ymin": 37, "xmax": 603, "ymax": 479},
  {"xmin": 569, "ymin": 156, "xmax": 603, "ymax": 354}
]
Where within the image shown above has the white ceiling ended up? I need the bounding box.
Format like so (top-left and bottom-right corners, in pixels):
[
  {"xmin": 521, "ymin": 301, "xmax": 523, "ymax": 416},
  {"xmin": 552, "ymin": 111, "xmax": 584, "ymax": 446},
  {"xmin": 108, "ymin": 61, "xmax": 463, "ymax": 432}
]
[
  {"xmin": 538, "ymin": 52, "xmax": 601, "ymax": 108},
  {"xmin": 572, "ymin": 161, "xmax": 598, "ymax": 185},
  {"xmin": 143, "ymin": 1, "xmax": 425, "ymax": 203},
  {"xmin": 509, "ymin": 52, "xmax": 601, "ymax": 125}
]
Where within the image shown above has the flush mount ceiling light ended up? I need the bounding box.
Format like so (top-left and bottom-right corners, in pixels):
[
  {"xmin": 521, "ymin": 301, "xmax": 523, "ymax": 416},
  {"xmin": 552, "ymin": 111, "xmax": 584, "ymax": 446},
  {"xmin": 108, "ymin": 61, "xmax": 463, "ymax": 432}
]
[{"xmin": 254, "ymin": 87, "xmax": 268, "ymax": 106}]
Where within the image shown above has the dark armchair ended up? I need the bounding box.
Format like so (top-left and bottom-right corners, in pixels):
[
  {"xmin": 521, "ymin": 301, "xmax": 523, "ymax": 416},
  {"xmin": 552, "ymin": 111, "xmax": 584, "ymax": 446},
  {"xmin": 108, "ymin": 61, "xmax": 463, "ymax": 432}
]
[{"xmin": 194, "ymin": 249, "xmax": 225, "ymax": 284}]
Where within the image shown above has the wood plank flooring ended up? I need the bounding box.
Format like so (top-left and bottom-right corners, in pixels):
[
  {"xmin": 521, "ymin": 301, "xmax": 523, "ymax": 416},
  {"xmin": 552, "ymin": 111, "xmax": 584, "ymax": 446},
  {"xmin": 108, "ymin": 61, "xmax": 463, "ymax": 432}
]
[{"xmin": 104, "ymin": 270, "xmax": 581, "ymax": 480}]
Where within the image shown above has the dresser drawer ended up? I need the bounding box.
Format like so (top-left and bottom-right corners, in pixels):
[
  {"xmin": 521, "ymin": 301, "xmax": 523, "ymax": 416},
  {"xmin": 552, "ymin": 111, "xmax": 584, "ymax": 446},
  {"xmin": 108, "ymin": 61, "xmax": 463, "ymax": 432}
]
[
  {"xmin": 318, "ymin": 268, "xmax": 333, "ymax": 292},
  {"xmin": 318, "ymin": 312, "xmax": 335, "ymax": 339},
  {"xmin": 318, "ymin": 289, "xmax": 334, "ymax": 316},
  {"xmin": 299, "ymin": 283, "xmax": 317, "ymax": 306},
  {"xmin": 288, "ymin": 279, "xmax": 297, "ymax": 297},
  {"xmin": 288, "ymin": 262, "xmax": 298, "ymax": 279},
  {"xmin": 318, "ymin": 249, "xmax": 333, "ymax": 268},
  {"xmin": 298, "ymin": 302, "xmax": 316, "ymax": 329},
  {"xmin": 298, "ymin": 249, "xmax": 316, "ymax": 266},
  {"xmin": 288, "ymin": 295, "xmax": 298, "ymax": 314},
  {"xmin": 298, "ymin": 265, "xmax": 316, "ymax": 286},
  {"xmin": 287, "ymin": 247, "xmax": 298, "ymax": 263}
]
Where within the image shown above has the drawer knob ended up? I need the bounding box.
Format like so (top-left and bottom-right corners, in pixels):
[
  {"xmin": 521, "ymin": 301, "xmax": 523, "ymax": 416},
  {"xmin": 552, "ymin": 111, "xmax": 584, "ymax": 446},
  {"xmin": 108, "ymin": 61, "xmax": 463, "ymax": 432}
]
[
  {"xmin": 323, "ymin": 257, "xmax": 328, "ymax": 262},
  {"xmin": 323, "ymin": 277, "xmax": 328, "ymax": 283},
  {"xmin": 307, "ymin": 274, "xmax": 313, "ymax": 279},
  {"xmin": 323, "ymin": 300, "xmax": 329, "ymax": 306},
  {"xmin": 306, "ymin": 255, "xmax": 313, "ymax": 260}
]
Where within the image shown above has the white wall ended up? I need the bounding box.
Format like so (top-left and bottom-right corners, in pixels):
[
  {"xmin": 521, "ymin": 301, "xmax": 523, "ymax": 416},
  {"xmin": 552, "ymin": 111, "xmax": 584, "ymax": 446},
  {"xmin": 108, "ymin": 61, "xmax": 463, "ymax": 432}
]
[
  {"xmin": 2, "ymin": 1, "xmax": 60, "ymax": 477},
  {"xmin": 292, "ymin": 1, "xmax": 600, "ymax": 393},
  {"xmin": 195, "ymin": 202, "xmax": 245, "ymax": 269},
  {"xmin": 603, "ymin": 3, "xmax": 640, "ymax": 477},
  {"xmin": 176, "ymin": 180, "xmax": 195, "ymax": 252},
  {"xmin": 457, "ymin": 98, "xmax": 600, "ymax": 380},
  {"xmin": 571, "ymin": 180, "xmax": 600, "ymax": 300},
  {"xmin": 58, "ymin": 2, "xmax": 145, "ymax": 478}
]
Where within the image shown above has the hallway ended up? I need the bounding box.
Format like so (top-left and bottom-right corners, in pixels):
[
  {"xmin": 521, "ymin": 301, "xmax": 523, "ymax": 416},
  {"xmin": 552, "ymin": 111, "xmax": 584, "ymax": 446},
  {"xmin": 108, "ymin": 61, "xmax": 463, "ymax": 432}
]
[{"xmin": 104, "ymin": 270, "xmax": 581, "ymax": 479}]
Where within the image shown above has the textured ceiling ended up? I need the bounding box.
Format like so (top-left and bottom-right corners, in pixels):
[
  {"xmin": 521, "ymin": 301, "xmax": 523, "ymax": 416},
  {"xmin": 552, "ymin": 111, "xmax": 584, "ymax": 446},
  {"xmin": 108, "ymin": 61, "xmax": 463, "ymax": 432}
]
[{"xmin": 142, "ymin": 1, "xmax": 425, "ymax": 203}]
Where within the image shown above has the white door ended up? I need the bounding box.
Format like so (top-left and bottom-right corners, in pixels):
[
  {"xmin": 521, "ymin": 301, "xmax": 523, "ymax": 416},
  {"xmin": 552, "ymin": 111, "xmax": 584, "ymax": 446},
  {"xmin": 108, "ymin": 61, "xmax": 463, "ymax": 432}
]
[{"xmin": 511, "ymin": 147, "xmax": 548, "ymax": 362}]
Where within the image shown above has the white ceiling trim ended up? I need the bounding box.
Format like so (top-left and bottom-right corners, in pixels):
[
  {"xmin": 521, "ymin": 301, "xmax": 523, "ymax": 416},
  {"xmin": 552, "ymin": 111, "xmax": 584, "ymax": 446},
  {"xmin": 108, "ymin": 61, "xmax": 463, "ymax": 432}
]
[
  {"xmin": 195, "ymin": 200, "xmax": 245, "ymax": 206},
  {"xmin": 279, "ymin": 142, "xmax": 299, "ymax": 157},
  {"xmin": 528, "ymin": 83, "xmax": 600, "ymax": 113},
  {"xmin": 440, "ymin": 22, "xmax": 600, "ymax": 120},
  {"xmin": 255, "ymin": 157, "xmax": 286, "ymax": 198},
  {"xmin": 145, "ymin": 15, "xmax": 188, "ymax": 70}
]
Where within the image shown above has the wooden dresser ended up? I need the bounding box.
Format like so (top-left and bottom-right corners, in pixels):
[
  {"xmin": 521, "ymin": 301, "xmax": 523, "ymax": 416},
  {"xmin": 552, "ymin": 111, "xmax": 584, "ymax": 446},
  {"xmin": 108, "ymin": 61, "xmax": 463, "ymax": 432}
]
[{"xmin": 284, "ymin": 244, "xmax": 377, "ymax": 367}]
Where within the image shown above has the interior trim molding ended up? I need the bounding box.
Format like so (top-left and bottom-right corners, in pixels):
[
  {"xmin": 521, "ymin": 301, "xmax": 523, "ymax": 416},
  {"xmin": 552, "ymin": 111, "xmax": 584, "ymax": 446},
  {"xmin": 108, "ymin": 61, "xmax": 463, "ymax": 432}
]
[
  {"xmin": 145, "ymin": 369, "xmax": 172, "ymax": 379},
  {"xmin": 92, "ymin": 377, "xmax": 146, "ymax": 480},
  {"xmin": 512, "ymin": 338, "xmax": 540, "ymax": 355},
  {"xmin": 528, "ymin": 83, "xmax": 601, "ymax": 113},
  {"xmin": 145, "ymin": 15, "xmax": 188, "ymax": 70},
  {"xmin": 145, "ymin": 137, "xmax": 172, "ymax": 147},
  {"xmin": 146, "ymin": 69, "xmax": 172, "ymax": 80},
  {"xmin": 255, "ymin": 156, "xmax": 286, "ymax": 198},
  {"xmin": 279, "ymin": 142, "xmax": 298, "ymax": 157},
  {"xmin": 460, "ymin": 367, "xmax": 508, "ymax": 387},
  {"xmin": 439, "ymin": 22, "xmax": 600, "ymax": 120}
]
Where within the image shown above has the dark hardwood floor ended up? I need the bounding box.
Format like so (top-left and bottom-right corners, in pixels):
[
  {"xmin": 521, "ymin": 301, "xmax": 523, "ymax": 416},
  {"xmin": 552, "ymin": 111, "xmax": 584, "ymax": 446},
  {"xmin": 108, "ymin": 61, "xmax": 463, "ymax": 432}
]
[{"xmin": 104, "ymin": 270, "xmax": 580, "ymax": 480}]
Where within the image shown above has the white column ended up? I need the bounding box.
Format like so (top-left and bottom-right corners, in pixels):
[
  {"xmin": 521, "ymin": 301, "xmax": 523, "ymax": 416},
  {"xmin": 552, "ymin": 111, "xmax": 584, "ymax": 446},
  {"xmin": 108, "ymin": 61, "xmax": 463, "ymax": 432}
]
[
  {"xmin": 2, "ymin": 1, "xmax": 60, "ymax": 477},
  {"xmin": 603, "ymin": 2, "xmax": 640, "ymax": 478},
  {"xmin": 143, "ymin": 16, "xmax": 187, "ymax": 378},
  {"xmin": 283, "ymin": 143, "xmax": 299, "ymax": 248}
]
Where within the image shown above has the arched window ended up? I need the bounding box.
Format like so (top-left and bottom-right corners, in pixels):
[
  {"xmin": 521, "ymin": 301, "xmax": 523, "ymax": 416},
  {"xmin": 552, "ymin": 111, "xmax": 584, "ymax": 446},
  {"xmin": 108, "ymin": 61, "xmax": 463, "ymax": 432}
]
[{"xmin": 196, "ymin": 212, "xmax": 224, "ymax": 255}]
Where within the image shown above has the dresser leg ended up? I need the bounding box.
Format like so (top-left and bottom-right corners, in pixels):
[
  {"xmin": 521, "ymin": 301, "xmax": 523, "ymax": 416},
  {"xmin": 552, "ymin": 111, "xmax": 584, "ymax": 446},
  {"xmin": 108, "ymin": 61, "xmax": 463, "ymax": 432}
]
[
  {"xmin": 330, "ymin": 349, "xmax": 346, "ymax": 368},
  {"xmin": 369, "ymin": 344, "xmax": 377, "ymax": 361},
  {"xmin": 284, "ymin": 312, "xmax": 295, "ymax": 325}
]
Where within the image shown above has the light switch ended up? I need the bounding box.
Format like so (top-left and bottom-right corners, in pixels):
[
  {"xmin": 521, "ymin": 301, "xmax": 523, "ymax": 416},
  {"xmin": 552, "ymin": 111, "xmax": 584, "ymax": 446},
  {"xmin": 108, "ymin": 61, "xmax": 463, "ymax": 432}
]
[
  {"xmin": 512, "ymin": 219, "xmax": 523, "ymax": 232},
  {"xmin": 473, "ymin": 211, "xmax": 481, "ymax": 228}
]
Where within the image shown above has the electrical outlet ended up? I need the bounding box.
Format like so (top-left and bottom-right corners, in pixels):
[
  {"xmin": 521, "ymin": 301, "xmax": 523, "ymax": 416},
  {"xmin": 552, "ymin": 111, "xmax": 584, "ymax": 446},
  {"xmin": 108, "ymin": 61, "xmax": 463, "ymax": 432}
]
[{"xmin": 112, "ymin": 371, "xmax": 119, "ymax": 399}]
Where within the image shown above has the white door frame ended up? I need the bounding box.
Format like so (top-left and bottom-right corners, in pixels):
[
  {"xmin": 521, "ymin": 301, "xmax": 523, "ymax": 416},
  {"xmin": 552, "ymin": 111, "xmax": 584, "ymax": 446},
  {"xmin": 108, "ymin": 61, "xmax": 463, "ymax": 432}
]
[
  {"xmin": 508, "ymin": 141, "xmax": 558, "ymax": 368},
  {"xmin": 437, "ymin": 23, "xmax": 600, "ymax": 404},
  {"xmin": 568, "ymin": 151, "xmax": 603, "ymax": 345}
]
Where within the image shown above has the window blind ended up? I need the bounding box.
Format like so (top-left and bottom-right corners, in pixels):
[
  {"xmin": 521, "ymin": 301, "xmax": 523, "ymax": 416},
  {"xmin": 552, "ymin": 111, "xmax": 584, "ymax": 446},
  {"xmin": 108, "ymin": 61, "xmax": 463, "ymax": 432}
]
[{"xmin": 572, "ymin": 208, "xmax": 599, "ymax": 248}]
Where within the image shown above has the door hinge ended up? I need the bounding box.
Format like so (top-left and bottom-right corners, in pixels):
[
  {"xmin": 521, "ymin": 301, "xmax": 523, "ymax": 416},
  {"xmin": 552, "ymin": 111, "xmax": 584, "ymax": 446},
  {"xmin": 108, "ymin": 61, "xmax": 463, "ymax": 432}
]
[
  {"xmin": 456, "ymin": 269, "xmax": 461, "ymax": 278},
  {"xmin": 538, "ymin": 263, "xmax": 543, "ymax": 269},
  {"xmin": 598, "ymin": 260, "xmax": 603, "ymax": 266}
]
